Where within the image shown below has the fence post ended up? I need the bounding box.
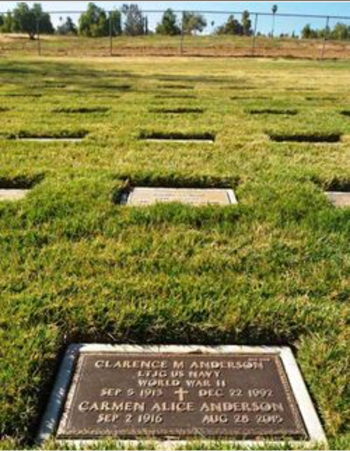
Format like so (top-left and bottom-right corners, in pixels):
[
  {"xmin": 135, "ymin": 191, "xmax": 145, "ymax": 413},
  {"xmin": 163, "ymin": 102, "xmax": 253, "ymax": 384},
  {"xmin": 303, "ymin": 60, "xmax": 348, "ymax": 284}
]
[
  {"xmin": 320, "ymin": 16, "xmax": 330, "ymax": 60},
  {"xmin": 180, "ymin": 12, "xmax": 185, "ymax": 56},
  {"xmin": 251, "ymin": 13, "xmax": 259, "ymax": 56},
  {"xmin": 36, "ymin": 16, "xmax": 41, "ymax": 56},
  {"xmin": 109, "ymin": 12, "xmax": 113, "ymax": 56}
]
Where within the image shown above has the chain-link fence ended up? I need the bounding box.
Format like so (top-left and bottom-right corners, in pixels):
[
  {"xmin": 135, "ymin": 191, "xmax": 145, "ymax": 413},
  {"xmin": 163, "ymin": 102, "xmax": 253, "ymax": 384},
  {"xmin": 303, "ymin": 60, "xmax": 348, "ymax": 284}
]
[{"xmin": 1, "ymin": 8, "xmax": 350, "ymax": 59}]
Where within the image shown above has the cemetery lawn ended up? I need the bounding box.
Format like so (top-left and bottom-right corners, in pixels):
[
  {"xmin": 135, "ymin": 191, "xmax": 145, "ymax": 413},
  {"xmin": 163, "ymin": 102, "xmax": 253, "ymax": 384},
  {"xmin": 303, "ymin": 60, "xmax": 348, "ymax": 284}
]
[{"xmin": 0, "ymin": 56, "xmax": 349, "ymax": 450}]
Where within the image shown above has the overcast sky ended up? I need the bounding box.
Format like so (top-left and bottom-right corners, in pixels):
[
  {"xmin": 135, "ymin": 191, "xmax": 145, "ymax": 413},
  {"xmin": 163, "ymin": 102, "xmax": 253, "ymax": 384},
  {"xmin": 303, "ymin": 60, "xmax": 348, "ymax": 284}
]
[{"xmin": 1, "ymin": 2, "xmax": 350, "ymax": 35}]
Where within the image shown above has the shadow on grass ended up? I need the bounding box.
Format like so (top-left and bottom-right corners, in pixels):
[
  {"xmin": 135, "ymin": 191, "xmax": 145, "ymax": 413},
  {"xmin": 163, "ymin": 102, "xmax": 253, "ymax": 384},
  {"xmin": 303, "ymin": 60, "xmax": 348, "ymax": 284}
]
[
  {"xmin": 268, "ymin": 132, "xmax": 342, "ymax": 143},
  {"xmin": 0, "ymin": 173, "xmax": 44, "ymax": 189}
]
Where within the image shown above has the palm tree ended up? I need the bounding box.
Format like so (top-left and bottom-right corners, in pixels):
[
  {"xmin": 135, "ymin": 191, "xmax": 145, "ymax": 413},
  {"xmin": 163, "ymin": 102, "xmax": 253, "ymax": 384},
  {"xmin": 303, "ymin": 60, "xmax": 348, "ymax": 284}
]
[{"xmin": 271, "ymin": 4, "xmax": 278, "ymax": 37}]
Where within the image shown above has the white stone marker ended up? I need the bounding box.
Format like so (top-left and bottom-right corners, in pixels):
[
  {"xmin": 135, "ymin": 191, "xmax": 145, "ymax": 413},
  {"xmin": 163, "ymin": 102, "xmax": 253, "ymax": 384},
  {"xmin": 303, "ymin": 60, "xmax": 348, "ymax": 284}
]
[
  {"xmin": 326, "ymin": 191, "xmax": 350, "ymax": 208},
  {"xmin": 16, "ymin": 138, "xmax": 84, "ymax": 142},
  {"xmin": 0, "ymin": 189, "xmax": 29, "ymax": 201},
  {"xmin": 143, "ymin": 138, "xmax": 214, "ymax": 143},
  {"xmin": 125, "ymin": 188, "xmax": 237, "ymax": 206}
]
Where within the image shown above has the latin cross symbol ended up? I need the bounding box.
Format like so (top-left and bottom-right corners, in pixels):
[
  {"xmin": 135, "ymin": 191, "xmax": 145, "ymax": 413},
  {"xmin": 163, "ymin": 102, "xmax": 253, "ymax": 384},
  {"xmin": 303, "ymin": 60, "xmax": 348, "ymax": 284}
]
[{"xmin": 174, "ymin": 387, "xmax": 189, "ymax": 402}]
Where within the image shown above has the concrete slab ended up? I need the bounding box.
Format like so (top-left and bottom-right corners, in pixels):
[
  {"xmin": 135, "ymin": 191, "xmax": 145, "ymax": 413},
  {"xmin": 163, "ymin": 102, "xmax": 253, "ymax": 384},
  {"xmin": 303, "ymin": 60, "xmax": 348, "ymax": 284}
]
[
  {"xmin": 0, "ymin": 189, "xmax": 29, "ymax": 201},
  {"xmin": 326, "ymin": 191, "xmax": 350, "ymax": 208}
]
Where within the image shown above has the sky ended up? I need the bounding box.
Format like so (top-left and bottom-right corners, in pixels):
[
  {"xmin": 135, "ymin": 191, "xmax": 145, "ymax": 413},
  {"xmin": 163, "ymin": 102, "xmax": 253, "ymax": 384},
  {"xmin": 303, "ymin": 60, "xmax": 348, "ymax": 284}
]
[{"xmin": 1, "ymin": 2, "xmax": 350, "ymax": 35}]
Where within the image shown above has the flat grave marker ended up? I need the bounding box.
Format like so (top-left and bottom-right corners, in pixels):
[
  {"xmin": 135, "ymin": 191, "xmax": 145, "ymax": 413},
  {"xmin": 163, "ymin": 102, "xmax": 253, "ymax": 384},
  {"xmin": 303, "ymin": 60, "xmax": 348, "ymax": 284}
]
[
  {"xmin": 38, "ymin": 345, "xmax": 327, "ymax": 446},
  {"xmin": 0, "ymin": 189, "xmax": 29, "ymax": 201},
  {"xmin": 140, "ymin": 133, "xmax": 214, "ymax": 143},
  {"xmin": 14, "ymin": 137, "xmax": 85, "ymax": 142},
  {"xmin": 8, "ymin": 132, "xmax": 88, "ymax": 142},
  {"xmin": 124, "ymin": 188, "xmax": 237, "ymax": 206},
  {"xmin": 326, "ymin": 191, "xmax": 350, "ymax": 208}
]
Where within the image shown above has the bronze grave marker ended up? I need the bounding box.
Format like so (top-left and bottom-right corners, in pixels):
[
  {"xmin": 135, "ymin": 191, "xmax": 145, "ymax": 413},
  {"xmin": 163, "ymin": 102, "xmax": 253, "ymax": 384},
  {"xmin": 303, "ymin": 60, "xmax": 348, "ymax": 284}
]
[{"xmin": 39, "ymin": 345, "xmax": 326, "ymax": 444}]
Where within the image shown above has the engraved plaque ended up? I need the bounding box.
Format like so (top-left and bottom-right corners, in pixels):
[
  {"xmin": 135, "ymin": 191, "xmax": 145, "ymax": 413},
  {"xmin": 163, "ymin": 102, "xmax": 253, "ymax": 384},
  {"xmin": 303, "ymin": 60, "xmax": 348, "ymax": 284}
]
[
  {"xmin": 56, "ymin": 352, "xmax": 308, "ymax": 440},
  {"xmin": 326, "ymin": 191, "xmax": 350, "ymax": 208},
  {"xmin": 125, "ymin": 188, "xmax": 237, "ymax": 206}
]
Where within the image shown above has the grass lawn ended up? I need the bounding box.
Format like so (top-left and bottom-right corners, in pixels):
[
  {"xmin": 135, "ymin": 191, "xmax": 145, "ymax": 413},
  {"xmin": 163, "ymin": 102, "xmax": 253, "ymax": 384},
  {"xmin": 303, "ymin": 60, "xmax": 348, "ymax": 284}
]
[{"xmin": 0, "ymin": 55, "xmax": 349, "ymax": 450}]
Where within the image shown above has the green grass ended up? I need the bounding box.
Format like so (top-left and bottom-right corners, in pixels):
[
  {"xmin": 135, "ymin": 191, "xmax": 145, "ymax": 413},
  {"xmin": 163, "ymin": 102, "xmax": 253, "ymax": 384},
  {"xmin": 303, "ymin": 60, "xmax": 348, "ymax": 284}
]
[{"xmin": 0, "ymin": 56, "xmax": 349, "ymax": 450}]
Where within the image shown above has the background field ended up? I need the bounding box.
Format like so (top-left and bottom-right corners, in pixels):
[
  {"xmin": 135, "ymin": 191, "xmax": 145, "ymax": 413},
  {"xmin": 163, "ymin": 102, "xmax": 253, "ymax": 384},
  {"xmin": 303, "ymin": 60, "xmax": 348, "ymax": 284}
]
[
  {"xmin": 0, "ymin": 56, "xmax": 349, "ymax": 449},
  {"xmin": 1, "ymin": 33, "xmax": 350, "ymax": 59}
]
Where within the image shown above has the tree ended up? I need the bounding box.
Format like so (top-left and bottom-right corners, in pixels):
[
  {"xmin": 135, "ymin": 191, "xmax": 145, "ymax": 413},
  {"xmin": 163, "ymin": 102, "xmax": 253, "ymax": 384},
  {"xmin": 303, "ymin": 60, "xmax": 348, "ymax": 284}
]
[
  {"xmin": 301, "ymin": 24, "xmax": 317, "ymax": 39},
  {"xmin": 11, "ymin": 2, "xmax": 54, "ymax": 39},
  {"xmin": 79, "ymin": 3, "xmax": 121, "ymax": 37},
  {"xmin": 0, "ymin": 13, "xmax": 14, "ymax": 33},
  {"xmin": 57, "ymin": 16, "xmax": 77, "ymax": 35},
  {"xmin": 182, "ymin": 12, "xmax": 207, "ymax": 35},
  {"xmin": 79, "ymin": 3, "xmax": 107, "ymax": 37},
  {"xmin": 241, "ymin": 10, "xmax": 252, "ymax": 36},
  {"xmin": 216, "ymin": 15, "xmax": 242, "ymax": 35},
  {"xmin": 271, "ymin": 4, "xmax": 278, "ymax": 37},
  {"xmin": 331, "ymin": 23, "xmax": 350, "ymax": 40},
  {"xmin": 156, "ymin": 9, "xmax": 181, "ymax": 35},
  {"xmin": 121, "ymin": 4, "xmax": 146, "ymax": 36}
]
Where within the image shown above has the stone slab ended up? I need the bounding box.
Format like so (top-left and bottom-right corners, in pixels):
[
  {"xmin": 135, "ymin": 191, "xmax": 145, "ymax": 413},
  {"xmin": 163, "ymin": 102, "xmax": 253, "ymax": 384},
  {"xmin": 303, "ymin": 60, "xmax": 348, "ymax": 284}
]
[
  {"xmin": 0, "ymin": 189, "xmax": 29, "ymax": 201},
  {"xmin": 15, "ymin": 138, "xmax": 84, "ymax": 142},
  {"xmin": 326, "ymin": 191, "xmax": 350, "ymax": 208},
  {"xmin": 125, "ymin": 188, "xmax": 237, "ymax": 206},
  {"xmin": 143, "ymin": 138, "xmax": 214, "ymax": 143},
  {"xmin": 38, "ymin": 345, "xmax": 327, "ymax": 447}
]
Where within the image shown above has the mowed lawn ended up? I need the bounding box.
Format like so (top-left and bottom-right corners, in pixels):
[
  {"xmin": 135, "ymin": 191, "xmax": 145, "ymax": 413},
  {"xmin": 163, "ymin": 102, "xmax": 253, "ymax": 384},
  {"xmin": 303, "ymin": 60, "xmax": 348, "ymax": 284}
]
[{"xmin": 0, "ymin": 56, "xmax": 349, "ymax": 449}]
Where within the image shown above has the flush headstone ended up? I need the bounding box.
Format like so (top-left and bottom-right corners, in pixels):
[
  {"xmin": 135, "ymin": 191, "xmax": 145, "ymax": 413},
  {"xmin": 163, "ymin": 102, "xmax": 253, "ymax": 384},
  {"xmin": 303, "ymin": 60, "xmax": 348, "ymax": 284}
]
[
  {"xmin": 326, "ymin": 191, "xmax": 350, "ymax": 208},
  {"xmin": 125, "ymin": 188, "xmax": 237, "ymax": 206},
  {"xmin": 38, "ymin": 345, "xmax": 326, "ymax": 446},
  {"xmin": 0, "ymin": 189, "xmax": 29, "ymax": 201}
]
